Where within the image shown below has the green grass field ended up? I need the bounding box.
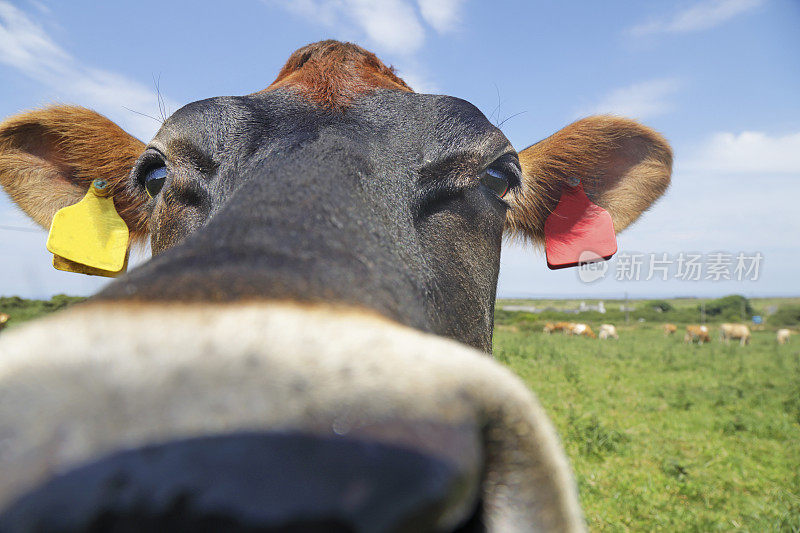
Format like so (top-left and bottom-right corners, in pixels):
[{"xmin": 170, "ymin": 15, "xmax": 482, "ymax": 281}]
[
  {"xmin": 493, "ymin": 319, "xmax": 800, "ymax": 531},
  {"xmin": 3, "ymin": 295, "xmax": 799, "ymax": 530}
]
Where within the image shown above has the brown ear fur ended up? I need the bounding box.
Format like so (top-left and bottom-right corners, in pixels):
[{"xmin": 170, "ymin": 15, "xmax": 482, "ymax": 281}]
[
  {"xmin": 506, "ymin": 115, "xmax": 672, "ymax": 243},
  {"xmin": 0, "ymin": 106, "xmax": 148, "ymax": 243}
]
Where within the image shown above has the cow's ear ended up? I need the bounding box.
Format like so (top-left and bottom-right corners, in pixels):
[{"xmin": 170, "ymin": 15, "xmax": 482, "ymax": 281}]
[
  {"xmin": 505, "ymin": 115, "xmax": 672, "ymax": 243},
  {"xmin": 0, "ymin": 106, "xmax": 150, "ymax": 243}
]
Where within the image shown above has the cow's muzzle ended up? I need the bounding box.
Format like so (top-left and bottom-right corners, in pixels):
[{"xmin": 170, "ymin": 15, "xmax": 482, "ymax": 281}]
[{"xmin": 0, "ymin": 302, "xmax": 585, "ymax": 532}]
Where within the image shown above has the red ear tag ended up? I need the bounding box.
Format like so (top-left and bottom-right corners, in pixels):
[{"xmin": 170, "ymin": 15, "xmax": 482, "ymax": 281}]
[{"xmin": 544, "ymin": 181, "xmax": 617, "ymax": 270}]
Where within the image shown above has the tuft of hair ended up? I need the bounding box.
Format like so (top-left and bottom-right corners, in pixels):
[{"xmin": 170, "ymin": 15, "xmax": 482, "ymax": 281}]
[{"xmin": 260, "ymin": 40, "xmax": 413, "ymax": 110}]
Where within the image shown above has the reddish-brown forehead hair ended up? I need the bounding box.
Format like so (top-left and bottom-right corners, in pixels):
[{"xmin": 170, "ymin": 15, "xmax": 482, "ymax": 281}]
[{"xmin": 258, "ymin": 40, "xmax": 413, "ymax": 110}]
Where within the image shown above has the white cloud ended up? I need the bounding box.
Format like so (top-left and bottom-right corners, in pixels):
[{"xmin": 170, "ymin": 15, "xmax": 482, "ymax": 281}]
[
  {"xmin": 270, "ymin": 0, "xmax": 426, "ymax": 55},
  {"xmin": 26, "ymin": 1, "xmax": 51, "ymax": 15},
  {"xmin": 687, "ymin": 130, "xmax": 800, "ymax": 174},
  {"xmin": 0, "ymin": 1, "xmax": 176, "ymax": 140},
  {"xmin": 392, "ymin": 64, "xmax": 441, "ymax": 93},
  {"xmin": 630, "ymin": 0, "xmax": 764, "ymax": 37},
  {"xmin": 347, "ymin": 0, "xmax": 425, "ymax": 54},
  {"xmin": 416, "ymin": 0, "xmax": 464, "ymax": 33},
  {"xmin": 578, "ymin": 78, "xmax": 681, "ymax": 120}
]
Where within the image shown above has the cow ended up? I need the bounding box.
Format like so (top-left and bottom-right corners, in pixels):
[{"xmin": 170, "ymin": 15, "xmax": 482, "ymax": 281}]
[
  {"xmin": 0, "ymin": 312, "xmax": 8, "ymax": 332},
  {"xmin": 662, "ymin": 323, "xmax": 677, "ymax": 336},
  {"xmin": 720, "ymin": 323, "xmax": 751, "ymax": 346},
  {"xmin": 684, "ymin": 325, "xmax": 710, "ymax": 344},
  {"xmin": 543, "ymin": 322, "xmax": 594, "ymax": 338},
  {"xmin": 568, "ymin": 323, "xmax": 596, "ymax": 339},
  {"xmin": 598, "ymin": 324, "xmax": 618, "ymax": 340},
  {"xmin": 543, "ymin": 321, "xmax": 574, "ymax": 334},
  {"xmin": 777, "ymin": 329, "xmax": 791, "ymax": 345},
  {"xmin": 0, "ymin": 40, "xmax": 671, "ymax": 531}
]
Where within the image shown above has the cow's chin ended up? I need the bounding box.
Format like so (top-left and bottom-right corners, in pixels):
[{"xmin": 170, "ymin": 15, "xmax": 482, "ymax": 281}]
[{"xmin": 0, "ymin": 302, "xmax": 584, "ymax": 532}]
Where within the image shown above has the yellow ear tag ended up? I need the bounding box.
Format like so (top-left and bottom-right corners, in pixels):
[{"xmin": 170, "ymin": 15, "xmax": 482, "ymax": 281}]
[{"xmin": 46, "ymin": 179, "xmax": 129, "ymax": 277}]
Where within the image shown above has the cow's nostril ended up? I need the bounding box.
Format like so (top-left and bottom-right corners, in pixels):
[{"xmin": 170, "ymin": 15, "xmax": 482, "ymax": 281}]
[{"xmin": 0, "ymin": 431, "xmax": 481, "ymax": 533}]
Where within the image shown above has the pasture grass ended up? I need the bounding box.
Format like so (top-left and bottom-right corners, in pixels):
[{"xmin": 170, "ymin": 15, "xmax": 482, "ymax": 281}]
[
  {"xmin": 493, "ymin": 322, "xmax": 800, "ymax": 531},
  {"xmin": 0, "ymin": 295, "xmax": 86, "ymax": 328}
]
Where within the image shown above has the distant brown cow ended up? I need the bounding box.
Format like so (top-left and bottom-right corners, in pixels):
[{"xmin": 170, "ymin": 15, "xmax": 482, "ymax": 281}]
[
  {"xmin": 720, "ymin": 323, "xmax": 751, "ymax": 346},
  {"xmin": 569, "ymin": 323, "xmax": 596, "ymax": 339},
  {"xmin": 662, "ymin": 323, "xmax": 677, "ymax": 336},
  {"xmin": 684, "ymin": 325, "xmax": 710, "ymax": 344},
  {"xmin": 542, "ymin": 322, "xmax": 595, "ymax": 338},
  {"xmin": 543, "ymin": 321, "xmax": 574, "ymax": 334}
]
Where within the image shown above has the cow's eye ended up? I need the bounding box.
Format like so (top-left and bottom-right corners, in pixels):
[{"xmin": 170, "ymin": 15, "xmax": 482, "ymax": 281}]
[
  {"xmin": 480, "ymin": 168, "xmax": 511, "ymax": 198},
  {"xmin": 480, "ymin": 154, "xmax": 521, "ymax": 200},
  {"xmin": 144, "ymin": 166, "xmax": 167, "ymax": 198}
]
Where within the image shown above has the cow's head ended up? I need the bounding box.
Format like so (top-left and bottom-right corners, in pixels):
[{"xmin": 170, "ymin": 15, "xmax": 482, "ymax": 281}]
[{"xmin": 0, "ymin": 41, "xmax": 670, "ymax": 531}]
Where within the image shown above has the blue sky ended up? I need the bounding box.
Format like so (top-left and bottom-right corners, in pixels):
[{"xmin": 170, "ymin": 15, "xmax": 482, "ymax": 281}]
[{"xmin": 1, "ymin": 0, "xmax": 798, "ymax": 299}]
